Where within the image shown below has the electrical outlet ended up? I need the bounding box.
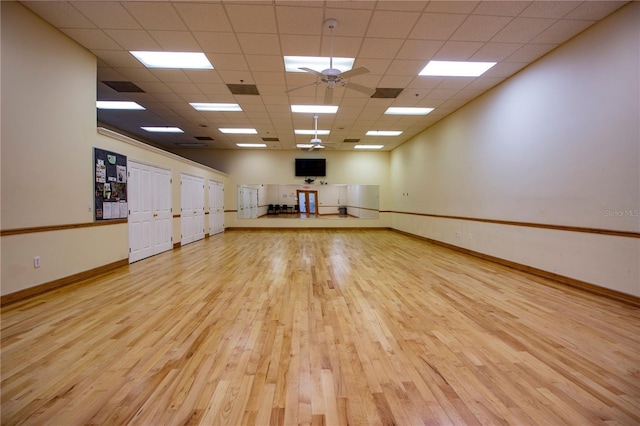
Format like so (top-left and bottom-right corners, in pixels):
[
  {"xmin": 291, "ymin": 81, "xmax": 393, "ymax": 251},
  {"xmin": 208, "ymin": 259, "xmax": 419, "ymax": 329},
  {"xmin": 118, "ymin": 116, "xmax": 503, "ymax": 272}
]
[
  {"xmin": 34, "ymin": 256, "xmax": 41, "ymax": 268},
  {"xmin": 455, "ymin": 231, "xmax": 462, "ymax": 238}
]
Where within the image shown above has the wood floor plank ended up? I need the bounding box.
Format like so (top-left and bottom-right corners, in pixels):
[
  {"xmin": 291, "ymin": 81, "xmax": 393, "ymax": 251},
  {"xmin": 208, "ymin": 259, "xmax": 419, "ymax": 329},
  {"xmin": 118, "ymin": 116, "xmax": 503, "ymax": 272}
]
[{"xmin": 2, "ymin": 229, "xmax": 639, "ymax": 425}]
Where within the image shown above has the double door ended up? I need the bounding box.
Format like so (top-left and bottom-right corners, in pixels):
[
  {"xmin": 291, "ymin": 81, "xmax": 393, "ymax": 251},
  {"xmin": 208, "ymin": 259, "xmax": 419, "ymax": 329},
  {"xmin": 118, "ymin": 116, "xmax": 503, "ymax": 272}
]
[
  {"xmin": 128, "ymin": 161, "xmax": 172, "ymax": 263},
  {"xmin": 297, "ymin": 190, "xmax": 318, "ymax": 214}
]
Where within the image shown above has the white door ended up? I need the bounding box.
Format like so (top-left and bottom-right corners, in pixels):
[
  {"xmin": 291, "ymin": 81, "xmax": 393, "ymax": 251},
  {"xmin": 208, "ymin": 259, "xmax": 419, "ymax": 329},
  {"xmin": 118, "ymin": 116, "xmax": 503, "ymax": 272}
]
[
  {"xmin": 129, "ymin": 161, "xmax": 172, "ymax": 263},
  {"xmin": 181, "ymin": 174, "xmax": 205, "ymax": 246},
  {"xmin": 129, "ymin": 162, "xmax": 154, "ymax": 263},
  {"xmin": 209, "ymin": 180, "xmax": 224, "ymax": 235},
  {"xmin": 153, "ymin": 167, "xmax": 172, "ymax": 253},
  {"xmin": 194, "ymin": 176, "xmax": 205, "ymax": 241}
]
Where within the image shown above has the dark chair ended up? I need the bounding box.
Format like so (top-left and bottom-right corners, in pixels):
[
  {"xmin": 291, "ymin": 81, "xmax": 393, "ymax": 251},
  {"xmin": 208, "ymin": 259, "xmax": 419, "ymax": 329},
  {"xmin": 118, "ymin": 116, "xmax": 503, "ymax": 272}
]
[
  {"xmin": 281, "ymin": 204, "xmax": 288, "ymax": 214},
  {"xmin": 274, "ymin": 204, "xmax": 281, "ymax": 214},
  {"xmin": 267, "ymin": 204, "xmax": 275, "ymax": 214}
]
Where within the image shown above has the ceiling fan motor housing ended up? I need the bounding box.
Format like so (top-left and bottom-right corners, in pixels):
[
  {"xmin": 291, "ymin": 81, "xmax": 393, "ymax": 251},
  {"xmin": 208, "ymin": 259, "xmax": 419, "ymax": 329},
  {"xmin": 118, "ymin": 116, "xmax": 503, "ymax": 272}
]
[{"xmin": 310, "ymin": 138, "xmax": 322, "ymax": 144}]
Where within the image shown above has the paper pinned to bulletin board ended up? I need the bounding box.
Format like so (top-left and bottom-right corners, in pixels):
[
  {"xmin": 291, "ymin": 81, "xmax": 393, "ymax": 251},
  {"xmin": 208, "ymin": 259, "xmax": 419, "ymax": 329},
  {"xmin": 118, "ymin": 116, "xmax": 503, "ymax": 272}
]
[{"xmin": 94, "ymin": 148, "xmax": 127, "ymax": 221}]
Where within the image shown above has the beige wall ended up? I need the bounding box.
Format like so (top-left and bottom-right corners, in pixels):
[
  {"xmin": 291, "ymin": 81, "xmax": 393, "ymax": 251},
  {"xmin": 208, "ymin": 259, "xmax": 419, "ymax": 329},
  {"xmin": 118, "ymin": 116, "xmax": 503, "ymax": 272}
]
[
  {"xmin": 390, "ymin": 3, "xmax": 640, "ymax": 296},
  {"xmin": 172, "ymin": 149, "xmax": 391, "ymax": 228},
  {"xmin": 1, "ymin": 3, "xmax": 227, "ymax": 296}
]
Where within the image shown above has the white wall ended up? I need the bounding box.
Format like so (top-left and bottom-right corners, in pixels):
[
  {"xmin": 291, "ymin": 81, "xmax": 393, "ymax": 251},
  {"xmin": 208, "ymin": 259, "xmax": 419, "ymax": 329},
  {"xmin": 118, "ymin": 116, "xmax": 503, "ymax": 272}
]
[
  {"xmin": 390, "ymin": 3, "xmax": 639, "ymax": 296},
  {"xmin": 1, "ymin": 3, "xmax": 227, "ymax": 297}
]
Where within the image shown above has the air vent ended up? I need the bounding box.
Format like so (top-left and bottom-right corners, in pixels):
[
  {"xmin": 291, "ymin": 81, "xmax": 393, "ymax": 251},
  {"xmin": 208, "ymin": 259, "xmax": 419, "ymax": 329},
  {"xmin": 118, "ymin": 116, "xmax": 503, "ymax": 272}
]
[
  {"xmin": 227, "ymin": 84, "xmax": 260, "ymax": 95},
  {"xmin": 343, "ymin": 138, "xmax": 360, "ymax": 143},
  {"xmin": 371, "ymin": 88, "xmax": 403, "ymax": 99},
  {"xmin": 262, "ymin": 137, "xmax": 279, "ymax": 142},
  {"xmin": 194, "ymin": 136, "xmax": 213, "ymax": 141},
  {"xmin": 102, "ymin": 81, "xmax": 145, "ymax": 93},
  {"xmin": 176, "ymin": 143, "xmax": 207, "ymax": 147}
]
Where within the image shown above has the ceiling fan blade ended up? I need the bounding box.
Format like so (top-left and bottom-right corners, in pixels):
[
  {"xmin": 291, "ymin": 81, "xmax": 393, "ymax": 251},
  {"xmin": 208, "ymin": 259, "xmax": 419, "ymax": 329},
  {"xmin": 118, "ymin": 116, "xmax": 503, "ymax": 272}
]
[
  {"xmin": 284, "ymin": 81, "xmax": 318, "ymax": 93},
  {"xmin": 299, "ymin": 67, "xmax": 325, "ymax": 78},
  {"xmin": 339, "ymin": 66, "xmax": 370, "ymax": 79},
  {"xmin": 323, "ymin": 87, "xmax": 334, "ymax": 104},
  {"xmin": 345, "ymin": 81, "xmax": 376, "ymax": 96}
]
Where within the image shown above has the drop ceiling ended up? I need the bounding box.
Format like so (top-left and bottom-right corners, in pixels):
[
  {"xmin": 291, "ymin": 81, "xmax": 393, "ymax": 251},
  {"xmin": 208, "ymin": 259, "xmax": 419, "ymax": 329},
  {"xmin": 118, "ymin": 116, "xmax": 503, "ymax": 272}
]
[{"xmin": 22, "ymin": 1, "xmax": 628, "ymax": 151}]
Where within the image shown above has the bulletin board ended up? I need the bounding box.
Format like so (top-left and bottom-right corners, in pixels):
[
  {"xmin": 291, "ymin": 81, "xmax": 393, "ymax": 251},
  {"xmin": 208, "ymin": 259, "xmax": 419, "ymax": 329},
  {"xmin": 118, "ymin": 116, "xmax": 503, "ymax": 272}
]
[{"xmin": 94, "ymin": 148, "xmax": 127, "ymax": 221}]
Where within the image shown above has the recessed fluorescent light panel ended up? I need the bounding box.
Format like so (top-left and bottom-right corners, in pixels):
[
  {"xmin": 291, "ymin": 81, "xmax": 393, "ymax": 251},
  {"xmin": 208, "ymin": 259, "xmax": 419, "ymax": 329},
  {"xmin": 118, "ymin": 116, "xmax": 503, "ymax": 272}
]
[
  {"xmin": 354, "ymin": 145, "xmax": 384, "ymax": 150},
  {"xmin": 236, "ymin": 143, "xmax": 267, "ymax": 148},
  {"xmin": 385, "ymin": 107, "xmax": 434, "ymax": 115},
  {"xmin": 419, "ymin": 60, "xmax": 496, "ymax": 77},
  {"xmin": 284, "ymin": 56, "xmax": 355, "ymax": 73},
  {"xmin": 141, "ymin": 126, "xmax": 184, "ymax": 133},
  {"xmin": 295, "ymin": 129, "xmax": 330, "ymax": 135},
  {"xmin": 96, "ymin": 101, "xmax": 145, "ymax": 110},
  {"xmin": 219, "ymin": 128, "xmax": 258, "ymax": 134},
  {"xmin": 291, "ymin": 105, "xmax": 338, "ymax": 114},
  {"xmin": 190, "ymin": 103, "xmax": 242, "ymax": 112},
  {"xmin": 366, "ymin": 130, "xmax": 402, "ymax": 136},
  {"xmin": 130, "ymin": 51, "xmax": 213, "ymax": 69}
]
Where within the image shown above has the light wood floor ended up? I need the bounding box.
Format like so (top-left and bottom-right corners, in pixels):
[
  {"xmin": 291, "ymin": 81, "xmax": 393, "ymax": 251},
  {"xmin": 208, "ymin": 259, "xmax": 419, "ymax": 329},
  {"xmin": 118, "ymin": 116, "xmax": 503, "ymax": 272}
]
[{"xmin": 2, "ymin": 229, "xmax": 639, "ymax": 425}]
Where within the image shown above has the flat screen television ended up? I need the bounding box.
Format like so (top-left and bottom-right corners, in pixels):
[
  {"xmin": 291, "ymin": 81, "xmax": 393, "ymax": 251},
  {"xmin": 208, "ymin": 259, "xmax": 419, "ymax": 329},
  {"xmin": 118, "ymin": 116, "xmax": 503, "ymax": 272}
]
[{"xmin": 295, "ymin": 158, "xmax": 326, "ymax": 177}]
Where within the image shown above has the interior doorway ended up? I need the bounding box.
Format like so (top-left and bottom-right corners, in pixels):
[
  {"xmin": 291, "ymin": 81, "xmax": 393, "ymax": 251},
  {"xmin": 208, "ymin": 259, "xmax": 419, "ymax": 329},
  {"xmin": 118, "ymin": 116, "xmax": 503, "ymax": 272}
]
[{"xmin": 297, "ymin": 190, "xmax": 318, "ymax": 215}]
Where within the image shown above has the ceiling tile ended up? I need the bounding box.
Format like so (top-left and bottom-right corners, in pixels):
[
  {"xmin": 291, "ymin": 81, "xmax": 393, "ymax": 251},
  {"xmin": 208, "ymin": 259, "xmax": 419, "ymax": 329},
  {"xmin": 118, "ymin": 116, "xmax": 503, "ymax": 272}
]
[
  {"xmin": 122, "ymin": 2, "xmax": 186, "ymax": 31},
  {"xmin": 320, "ymin": 36, "xmax": 364, "ymax": 57},
  {"xmin": 358, "ymin": 38, "xmax": 404, "ymax": 59},
  {"xmin": 324, "ymin": 9, "xmax": 373, "ymax": 37},
  {"xmin": 530, "ymin": 20, "xmax": 595, "ymax": 44},
  {"xmin": 280, "ymin": 35, "xmax": 322, "ymax": 56},
  {"xmin": 194, "ymin": 32, "xmax": 243, "ymax": 54},
  {"xmin": 451, "ymin": 15, "xmax": 514, "ymax": 42},
  {"xmin": 505, "ymin": 43, "xmax": 557, "ymax": 62},
  {"xmin": 366, "ymin": 11, "xmax": 421, "ymax": 38},
  {"xmin": 245, "ymin": 55, "xmax": 285, "ymax": 72},
  {"xmin": 61, "ymin": 29, "xmax": 120, "ymax": 50},
  {"xmin": 425, "ymin": 1, "xmax": 480, "ymax": 14},
  {"xmin": 409, "ymin": 13, "xmax": 468, "ymax": 40},
  {"xmin": 22, "ymin": 1, "xmax": 96, "ymax": 28},
  {"xmin": 386, "ymin": 60, "xmax": 427, "ymax": 76},
  {"xmin": 491, "ymin": 17, "xmax": 556, "ymax": 43},
  {"xmin": 432, "ymin": 41, "xmax": 484, "ymax": 60},
  {"xmin": 225, "ymin": 4, "xmax": 278, "ymax": 34},
  {"xmin": 173, "ymin": 3, "xmax": 233, "ymax": 32},
  {"xmin": 73, "ymin": 1, "xmax": 141, "ymax": 29},
  {"xmin": 91, "ymin": 50, "xmax": 142, "ymax": 68},
  {"xmin": 105, "ymin": 29, "xmax": 162, "ymax": 51},
  {"xmin": 184, "ymin": 70, "xmax": 225, "ymax": 85},
  {"xmin": 396, "ymin": 39, "xmax": 444, "ymax": 60},
  {"xmin": 236, "ymin": 34, "xmax": 282, "ymax": 55},
  {"xmin": 564, "ymin": 1, "xmax": 628, "ymax": 20},
  {"xmin": 276, "ymin": 6, "xmax": 324, "ymax": 35},
  {"xmin": 148, "ymin": 31, "xmax": 201, "ymax": 51},
  {"xmin": 519, "ymin": 2, "xmax": 579, "ymax": 19},
  {"xmin": 470, "ymin": 42, "xmax": 524, "ymax": 61},
  {"xmin": 149, "ymin": 70, "xmax": 192, "ymax": 84},
  {"xmin": 209, "ymin": 54, "xmax": 249, "ymax": 71},
  {"xmin": 471, "ymin": 1, "xmax": 531, "ymax": 17}
]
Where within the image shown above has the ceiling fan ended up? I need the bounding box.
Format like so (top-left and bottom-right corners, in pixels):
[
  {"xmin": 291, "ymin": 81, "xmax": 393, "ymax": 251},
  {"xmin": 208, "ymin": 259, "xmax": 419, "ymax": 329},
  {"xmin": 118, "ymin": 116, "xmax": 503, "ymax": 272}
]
[
  {"xmin": 286, "ymin": 18, "xmax": 376, "ymax": 104},
  {"xmin": 303, "ymin": 114, "xmax": 334, "ymax": 151}
]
